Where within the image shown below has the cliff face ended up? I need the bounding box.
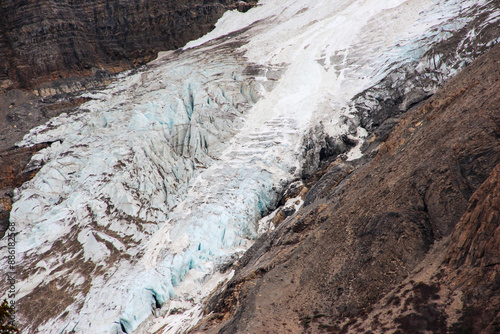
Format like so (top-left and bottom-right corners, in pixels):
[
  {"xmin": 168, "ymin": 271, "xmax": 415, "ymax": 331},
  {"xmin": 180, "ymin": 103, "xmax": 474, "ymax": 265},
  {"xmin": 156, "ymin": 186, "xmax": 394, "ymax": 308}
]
[
  {"xmin": 193, "ymin": 43, "xmax": 500, "ymax": 334},
  {"xmin": 0, "ymin": 0, "xmax": 254, "ymax": 91}
]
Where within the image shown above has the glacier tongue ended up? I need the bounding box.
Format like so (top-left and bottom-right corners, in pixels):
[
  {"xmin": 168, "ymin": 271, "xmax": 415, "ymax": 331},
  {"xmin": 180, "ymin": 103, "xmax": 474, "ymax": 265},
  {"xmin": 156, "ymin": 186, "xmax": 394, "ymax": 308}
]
[
  {"xmin": 8, "ymin": 36, "xmax": 282, "ymax": 333},
  {"xmin": 1, "ymin": 0, "xmax": 499, "ymax": 333}
]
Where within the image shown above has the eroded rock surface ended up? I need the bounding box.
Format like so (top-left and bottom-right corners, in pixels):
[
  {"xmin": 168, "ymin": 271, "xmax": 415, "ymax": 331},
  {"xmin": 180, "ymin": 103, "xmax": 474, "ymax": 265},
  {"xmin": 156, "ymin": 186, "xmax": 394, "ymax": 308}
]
[{"xmin": 0, "ymin": 0, "xmax": 256, "ymax": 91}]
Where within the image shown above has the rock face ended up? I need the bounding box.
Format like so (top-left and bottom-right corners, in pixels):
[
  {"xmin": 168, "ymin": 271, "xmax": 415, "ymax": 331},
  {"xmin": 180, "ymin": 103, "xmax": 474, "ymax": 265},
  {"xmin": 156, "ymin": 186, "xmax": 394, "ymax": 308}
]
[
  {"xmin": 352, "ymin": 164, "xmax": 500, "ymax": 334},
  {"xmin": 193, "ymin": 44, "xmax": 500, "ymax": 334},
  {"xmin": 0, "ymin": 0, "xmax": 255, "ymax": 91}
]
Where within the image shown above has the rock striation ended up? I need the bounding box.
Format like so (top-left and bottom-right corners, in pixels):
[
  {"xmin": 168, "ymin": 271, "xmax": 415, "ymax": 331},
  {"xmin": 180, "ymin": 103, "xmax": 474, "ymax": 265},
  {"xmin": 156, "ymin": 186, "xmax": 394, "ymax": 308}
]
[
  {"xmin": 0, "ymin": 0, "xmax": 256, "ymax": 91},
  {"xmin": 193, "ymin": 42, "xmax": 500, "ymax": 334}
]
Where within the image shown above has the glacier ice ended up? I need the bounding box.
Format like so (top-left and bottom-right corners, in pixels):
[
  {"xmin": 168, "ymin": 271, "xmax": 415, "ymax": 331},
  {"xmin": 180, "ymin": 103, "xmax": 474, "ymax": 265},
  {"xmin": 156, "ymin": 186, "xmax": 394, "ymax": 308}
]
[{"xmin": 1, "ymin": 0, "xmax": 499, "ymax": 333}]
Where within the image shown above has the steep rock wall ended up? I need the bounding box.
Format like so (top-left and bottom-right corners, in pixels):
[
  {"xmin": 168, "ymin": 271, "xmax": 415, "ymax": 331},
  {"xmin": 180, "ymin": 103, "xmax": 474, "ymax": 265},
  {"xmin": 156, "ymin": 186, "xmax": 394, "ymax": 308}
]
[{"xmin": 0, "ymin": 0, "xmax": 255, "ymax": 90}]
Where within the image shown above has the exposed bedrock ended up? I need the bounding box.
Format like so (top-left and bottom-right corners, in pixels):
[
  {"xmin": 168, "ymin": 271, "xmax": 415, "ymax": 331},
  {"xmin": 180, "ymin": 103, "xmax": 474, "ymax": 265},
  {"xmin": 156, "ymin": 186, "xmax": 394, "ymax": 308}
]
[
  {"xmin": 192, "ymin": 42, "xmax": 500, "ymax": 334},
  {"xmin": 0, "ymin": 0, "xmax": 256, "ymax": 91}
]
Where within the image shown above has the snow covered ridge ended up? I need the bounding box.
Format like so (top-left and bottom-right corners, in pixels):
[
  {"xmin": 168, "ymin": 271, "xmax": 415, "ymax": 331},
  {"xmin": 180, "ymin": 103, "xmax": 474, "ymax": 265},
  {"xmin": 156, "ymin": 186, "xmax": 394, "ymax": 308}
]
[{"xmin": 1, "ymin": 0, "xmax": 499, "ymax": 333}]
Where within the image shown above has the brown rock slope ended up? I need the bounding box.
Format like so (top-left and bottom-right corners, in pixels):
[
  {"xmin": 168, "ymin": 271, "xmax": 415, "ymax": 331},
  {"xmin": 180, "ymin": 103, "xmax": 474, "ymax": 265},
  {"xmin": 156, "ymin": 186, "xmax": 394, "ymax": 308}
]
[
  {"xmin": 193, "ymin": 44, "xmax": 500, "ymax": 333},
  {"xmin": 352, "ymin": 163, "xmax": 500, "ymax": 333},
  {"xmin": 0, "ymin": 0, "xmax": 255, "ymax": 91}
]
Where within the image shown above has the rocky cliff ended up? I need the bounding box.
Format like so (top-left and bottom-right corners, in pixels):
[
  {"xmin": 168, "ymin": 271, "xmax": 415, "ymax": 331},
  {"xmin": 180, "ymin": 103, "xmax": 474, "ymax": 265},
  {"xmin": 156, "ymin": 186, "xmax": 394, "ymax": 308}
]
[
  {"xmin": 0, "ymin": 0, "xmax": 255, "ymax": 91},
  {"xmin": 193, "ymin": 43, "xmax": 500, "ymax": 334}
]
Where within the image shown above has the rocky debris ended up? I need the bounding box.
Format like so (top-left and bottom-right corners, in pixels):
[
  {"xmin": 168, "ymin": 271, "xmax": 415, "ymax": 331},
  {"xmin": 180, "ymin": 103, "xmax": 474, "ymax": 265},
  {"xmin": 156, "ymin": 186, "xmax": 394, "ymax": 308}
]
[
  {"xmin": 300, "ymin": 125, "xmax": 357, "ymax": 180},
  {"xmin": 0, "ymin": 88, "xmax": 93, "ymax": 152},
  {"xmin": 303, "ymin": 159, "xmax": 357, "ymax": 207},
  {"xmin": 229, "ymin": 1, "xmax": 257, "ymax": 13},
  {"xmin": 268, "ymin": 131, "xmax": 359, "ymax": 229},
  {"xmin": 360, "ymin": 116, "xmax": 401, "ymax": 158},
  {"xmin": 0, "ymin": 0, "xmax": 257, "ymax": 92},
  {"xmin": 192, "ymin": 43, "xmax": 500, "ymax": 334}
]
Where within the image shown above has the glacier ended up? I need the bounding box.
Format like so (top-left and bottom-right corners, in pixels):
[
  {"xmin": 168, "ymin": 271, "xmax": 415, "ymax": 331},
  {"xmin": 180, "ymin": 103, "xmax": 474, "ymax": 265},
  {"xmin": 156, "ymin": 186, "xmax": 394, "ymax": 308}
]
[{"xmin": 1, "ymin": 0, "xmax": 499, "ymax": 333}]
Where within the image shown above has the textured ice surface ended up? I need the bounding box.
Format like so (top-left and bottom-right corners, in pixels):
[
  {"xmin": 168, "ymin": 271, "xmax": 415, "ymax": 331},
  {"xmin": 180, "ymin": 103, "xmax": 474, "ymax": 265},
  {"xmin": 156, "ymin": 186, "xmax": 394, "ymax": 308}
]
[{"xmin": 1, "ymin": 0, "xmax": 499, "ymax": 333}]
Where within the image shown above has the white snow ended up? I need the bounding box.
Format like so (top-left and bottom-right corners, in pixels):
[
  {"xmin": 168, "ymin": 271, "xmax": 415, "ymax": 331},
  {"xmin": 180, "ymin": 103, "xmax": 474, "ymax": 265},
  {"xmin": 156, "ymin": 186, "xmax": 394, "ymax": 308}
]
[{"xmin": 1, "ymin": 0, "xmax": 498, "ymax": 333}]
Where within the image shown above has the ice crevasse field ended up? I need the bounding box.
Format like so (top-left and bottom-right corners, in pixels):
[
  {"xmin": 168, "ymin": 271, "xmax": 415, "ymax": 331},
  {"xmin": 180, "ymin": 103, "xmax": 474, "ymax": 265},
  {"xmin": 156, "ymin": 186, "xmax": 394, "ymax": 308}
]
[{"xmin": 2, "ymin": 0, "xmax": 499, "ymax": 333}]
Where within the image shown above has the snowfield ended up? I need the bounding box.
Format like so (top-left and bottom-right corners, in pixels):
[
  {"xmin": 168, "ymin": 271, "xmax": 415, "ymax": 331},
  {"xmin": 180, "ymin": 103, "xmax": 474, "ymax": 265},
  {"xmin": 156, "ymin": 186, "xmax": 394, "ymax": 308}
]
[{"xmin": 1, "ymin": 0, "xmax": 498, "ymax": 333}]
